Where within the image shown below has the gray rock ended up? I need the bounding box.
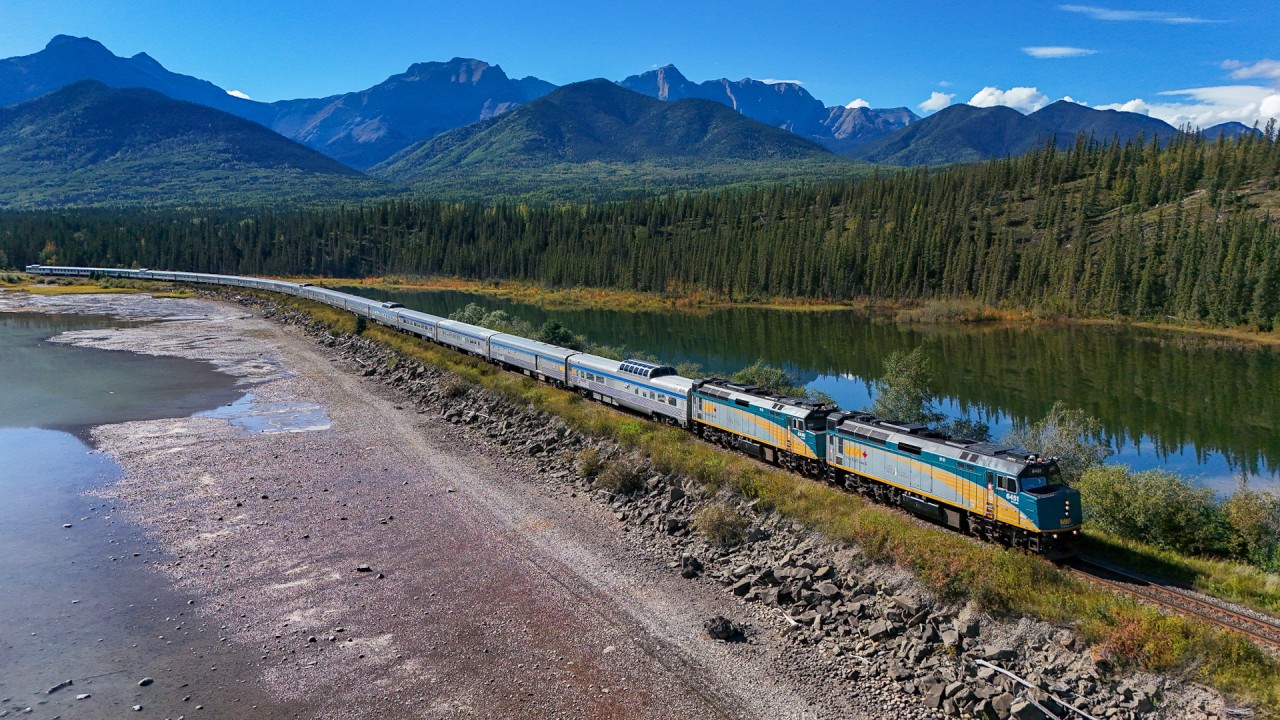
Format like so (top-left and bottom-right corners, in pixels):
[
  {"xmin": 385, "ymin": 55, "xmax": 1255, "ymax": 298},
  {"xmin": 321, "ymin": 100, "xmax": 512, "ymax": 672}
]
[
  {"xmin": 729, "ymin": 578, "xmax": 753, "ymax": 596},
  {"xmin": 957, "ymin": 617, "xmax": 981, "ymax": 638},
  {"xmin": 1009, "ymin": 699, "xmax": 1048, "ymax": 720},
  {"xmin": 138, "ymin": 677, "xmax": 154, "ymax": 687},
  {"xmin": 704, "ymin": 616, "xmax": 742, "ymax": 641},
  {"xmin": 991, "ymin": 692, "xmax": 1016, "ymax": 717},
  {"xmin": 867, "ymin": 620, "xmax": 893, "ymax": 641},
  {"xmin": 924, "ymin": 684, "xmax": 945, "ymax": 709},
  {"xmin": 892, "ymin": 595, "xmax": 921, "ymax": 615},
  {"xmin": 983, "ymin": 646, "xmax": 1017, "ymax": 661},
  {"xmin": 815, "ymin": 581, "xmax": 841, "ymax": 599},
  {"xmin": 941, "ymin": 628, "xmax": 961, "ymax": 647}
]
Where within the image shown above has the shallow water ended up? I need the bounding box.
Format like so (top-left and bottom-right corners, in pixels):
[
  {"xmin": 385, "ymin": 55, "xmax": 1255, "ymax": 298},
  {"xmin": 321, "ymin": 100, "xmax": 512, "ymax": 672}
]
[
  {"xmin": 0, "ymin": 312, "xmax": 243, "ymax": 437},
  {"xmin": 198, "ymin": 393, "xmax": 331, "ymax": 434},
  {"xmin": 0, "ymin": 311, "xmax": 300, "ymax": 718}
]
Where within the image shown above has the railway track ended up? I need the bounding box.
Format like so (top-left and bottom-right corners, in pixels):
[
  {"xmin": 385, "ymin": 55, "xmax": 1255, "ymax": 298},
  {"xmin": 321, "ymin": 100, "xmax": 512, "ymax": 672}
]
[{"xmin": 1068, "ymin": 558, "xmax": 1280, "ymax": 651}]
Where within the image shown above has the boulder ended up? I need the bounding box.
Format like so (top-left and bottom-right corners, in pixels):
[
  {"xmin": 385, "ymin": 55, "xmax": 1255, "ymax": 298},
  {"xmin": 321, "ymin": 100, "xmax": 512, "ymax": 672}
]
[
  {"xmin": 991, "ymin": 692, "xmax": 1016, "ymax": 717},
  {"xmin": 941, "ymin": 628, "xmax": 961, "ymax": 648},
  {"xmin": 1009, "ymin": 699, "xmax": 1048, "ymax": 720},
  {"xmin": 704, "ymin": 616, "xmax": 743, "ymax": 641},
  {"xmin": 957, "ymin": 617, "xmax": 981, "ymax": 638},
  {"xmin": 983, "ymin": 646, "xmax": 1017, "ymax": 661},
  {"xmin": 866, "ymin": 619, "xmax": 894, "ymax": 641}
]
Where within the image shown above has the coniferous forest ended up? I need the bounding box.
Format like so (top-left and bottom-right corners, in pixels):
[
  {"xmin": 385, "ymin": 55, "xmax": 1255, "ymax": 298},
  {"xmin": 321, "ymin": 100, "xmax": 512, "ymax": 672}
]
[{"xmin": 3, "ymin": 126, "xmax": 1278, "ymax": 329}]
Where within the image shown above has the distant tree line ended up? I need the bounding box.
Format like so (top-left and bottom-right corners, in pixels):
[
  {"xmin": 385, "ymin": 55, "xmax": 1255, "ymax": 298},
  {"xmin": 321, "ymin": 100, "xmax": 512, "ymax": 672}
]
[{"xmin": 3, "ymin": 124, "xmax": 1278, "ymax": 328}]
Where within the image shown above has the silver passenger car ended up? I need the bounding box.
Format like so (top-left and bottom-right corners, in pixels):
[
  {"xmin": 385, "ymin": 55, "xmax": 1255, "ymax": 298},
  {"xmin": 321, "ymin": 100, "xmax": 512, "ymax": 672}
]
[
  {"xmin": 435, "ymin": 319, "xmax": 498, "ymax": 358},
  {"xmin": 567, "ymin": 355, "xmax": 691, "ymax": 426},
  {"xmin": 489, "ymin": 333, "xmax": 576, "ymax": 385}
]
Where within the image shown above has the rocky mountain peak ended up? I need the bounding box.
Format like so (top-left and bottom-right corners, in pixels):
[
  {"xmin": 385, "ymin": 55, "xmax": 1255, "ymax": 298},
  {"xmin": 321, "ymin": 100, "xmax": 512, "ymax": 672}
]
[{"xmin": 401, "ymin": 57, "xmax": 507, "ymax": 86}]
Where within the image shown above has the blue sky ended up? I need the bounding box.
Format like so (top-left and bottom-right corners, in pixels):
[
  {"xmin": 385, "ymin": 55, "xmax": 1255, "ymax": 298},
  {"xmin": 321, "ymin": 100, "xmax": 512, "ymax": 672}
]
[{"xmin": 2, "ymin": 0, "xmax": 1277, "ymax": 126}]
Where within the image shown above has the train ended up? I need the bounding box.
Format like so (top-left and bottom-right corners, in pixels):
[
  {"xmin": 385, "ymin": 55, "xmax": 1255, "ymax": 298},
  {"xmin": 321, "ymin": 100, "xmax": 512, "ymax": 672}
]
[{"xmin": 25, "ymin": 264, "xmax": 1084, "ymax": 557}]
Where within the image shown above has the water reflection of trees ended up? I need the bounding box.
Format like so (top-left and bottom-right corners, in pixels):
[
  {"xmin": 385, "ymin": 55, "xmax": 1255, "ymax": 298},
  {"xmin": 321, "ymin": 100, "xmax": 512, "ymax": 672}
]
[{"xmin": 346, "ymin": 288, "xmax": 1280, "ymax": 475}]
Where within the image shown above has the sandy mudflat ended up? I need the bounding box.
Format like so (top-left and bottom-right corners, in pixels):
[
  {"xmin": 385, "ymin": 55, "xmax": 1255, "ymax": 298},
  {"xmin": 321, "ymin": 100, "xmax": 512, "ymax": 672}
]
[{"xmin": 8, "ymin": 292, "xmax": 888, "ymax": 720}]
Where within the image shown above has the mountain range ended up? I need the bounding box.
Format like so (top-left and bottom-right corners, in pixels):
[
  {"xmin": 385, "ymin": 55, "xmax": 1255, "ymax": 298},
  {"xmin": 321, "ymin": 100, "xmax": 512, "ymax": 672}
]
[
  {"xmin": 618, "ymin": 64, "xmax": 917, "ymax": 153},
  {"xmin": 377, "ymin": 79, "xmax": 831, "ymax": 177},
  {"xmin": 0, "ymin": 35, "xmax": 1263, "ymax": 206}
]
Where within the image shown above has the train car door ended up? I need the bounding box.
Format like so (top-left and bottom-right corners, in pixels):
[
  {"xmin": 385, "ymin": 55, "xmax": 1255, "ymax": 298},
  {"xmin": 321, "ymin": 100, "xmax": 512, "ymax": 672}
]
[
  {"xmin": 983, "ymin": 471, "xmax": 996, "ymax": 521},
  {"xmin": 787, "ymin": 417, "xmax": 804, "ymax": 455}
]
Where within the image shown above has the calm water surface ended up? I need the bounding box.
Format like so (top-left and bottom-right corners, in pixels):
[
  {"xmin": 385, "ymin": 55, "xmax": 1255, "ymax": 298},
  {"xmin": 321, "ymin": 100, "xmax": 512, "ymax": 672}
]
[
  {"xmin": 0, "ymin": 311, "xmax": 298, "ymax": 718},
  {"xmin": 342, "ymin": 287, "xmax": 1280, "ymax": 494}
]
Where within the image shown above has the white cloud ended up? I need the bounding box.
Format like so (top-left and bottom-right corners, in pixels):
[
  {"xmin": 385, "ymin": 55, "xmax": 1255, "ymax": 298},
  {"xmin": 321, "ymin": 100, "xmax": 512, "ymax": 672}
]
[
  {"xmin": 1097, "ymin": 85, "xmax": 1280, "ymax": 128},
  {"xmin": 226, "ymin": 89, "xmax": 251, "ymax": 100},
  {"xmin": 1096, "ymin": 98, "xmax": 1151, "ymax": 114},
  {"xmin": 1058, "ymin": 5, "xmax": 1219, "ymax": 24},
  {"xmin": 1023, "ymin": 46, "xmax": 1098, "ymax": 59},
  {"xmin": 846, "ymin": 98, "xmax": 871, "ymax": 109},
  {"xmin": 937, "ymin": 80, "xmax": 953, "ymax": 87},
  {"xmin": 1223, "ymin": 59, "xmax": 1280, "ymax": 82},
  {"xmin": 919, "ymin": 91, "xmax": 954, "ymax": 112},
  {"xmin": 759, "ymin": 78, "xmax": 803, "ymax": 85},
  {"xmin": 968, "ymin": 86, "xmax": 1051, "ymax": 113}
]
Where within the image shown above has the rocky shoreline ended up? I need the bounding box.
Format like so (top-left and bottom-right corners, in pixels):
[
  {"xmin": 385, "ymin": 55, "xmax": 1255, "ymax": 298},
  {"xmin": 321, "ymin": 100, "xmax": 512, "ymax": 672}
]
[{"xmin": 245, "ymin": 294, "xmax": 1233, "ymax": 720}]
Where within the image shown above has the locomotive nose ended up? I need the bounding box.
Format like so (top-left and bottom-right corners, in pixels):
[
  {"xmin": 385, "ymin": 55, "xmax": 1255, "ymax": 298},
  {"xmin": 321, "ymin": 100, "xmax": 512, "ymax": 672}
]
[{"xmin": 1035, "ymin": 486, "xmax": 1082, "ymax": 529}]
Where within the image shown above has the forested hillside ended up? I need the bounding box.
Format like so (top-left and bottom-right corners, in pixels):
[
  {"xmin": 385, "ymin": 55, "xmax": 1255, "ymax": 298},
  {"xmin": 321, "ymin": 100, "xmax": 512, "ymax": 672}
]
[
  {"xmin": 0, "ymin": 82, "xmax": 388, "ymax": 208},
  {"xmin": 4, "ymin": 127, "xmax": 1278, "ymax": 329}
]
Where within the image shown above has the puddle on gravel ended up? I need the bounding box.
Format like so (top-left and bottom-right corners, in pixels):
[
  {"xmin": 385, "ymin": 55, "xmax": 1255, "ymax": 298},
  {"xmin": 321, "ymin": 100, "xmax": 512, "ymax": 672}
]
[{"xmin": 198, "ymin": 393, "xmax": 331, "ymax": 434}]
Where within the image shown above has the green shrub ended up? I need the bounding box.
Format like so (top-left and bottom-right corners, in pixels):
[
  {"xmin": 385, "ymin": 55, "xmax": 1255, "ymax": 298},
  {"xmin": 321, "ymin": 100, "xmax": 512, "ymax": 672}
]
[
  {"xmin": 596, "ymin": 459, "xmax": 646, "ymax": 495},
  {"xmin": 574, "ymin": 448, "xmax": 605, "ymax": 478},
  {"xmin": 439, "ymin": 376, "xmax": 472, "ymax": 399},
  {"xmin": 1078, "ymin": 465, "xmax": 1231, "ymax": 556},
  {"xmin": 693, "ymin": 501, "xmax": 750, "ymax": 548}
]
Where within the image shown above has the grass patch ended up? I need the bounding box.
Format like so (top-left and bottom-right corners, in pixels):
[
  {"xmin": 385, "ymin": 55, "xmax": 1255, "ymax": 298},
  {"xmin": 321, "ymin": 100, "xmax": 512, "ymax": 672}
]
[
  {"xmin": 17, "ymin": 283, "xmax": 146, "ymax": 295},
  {"xmin": 693, "ymin": 501, "xmax": 750, "ymax": 548},
  {"xmin": 5, "ymin": 277, "xmax": 196, "ymax": 298},
  {"xmin": 270, "ymin": 293, "xmax": 1280, "ymax": 714},
  {"xmin": 574, "ymin": 448, "xmax": 605, "ymax": 479},
  {"xmin": 1085, "ymin": 530, "xmax": 1280, "ymax": 617},
  {"xmin": 595, "ymin": 459, "xmax": 647, "ymax": 495}
]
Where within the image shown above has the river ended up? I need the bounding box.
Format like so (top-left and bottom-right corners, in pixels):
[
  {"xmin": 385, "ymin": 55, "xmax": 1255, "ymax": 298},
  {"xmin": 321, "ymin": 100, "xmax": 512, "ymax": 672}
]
[{"xmin": 339, "ymin": 287, "xmax": 1280, "ymax": 495}]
